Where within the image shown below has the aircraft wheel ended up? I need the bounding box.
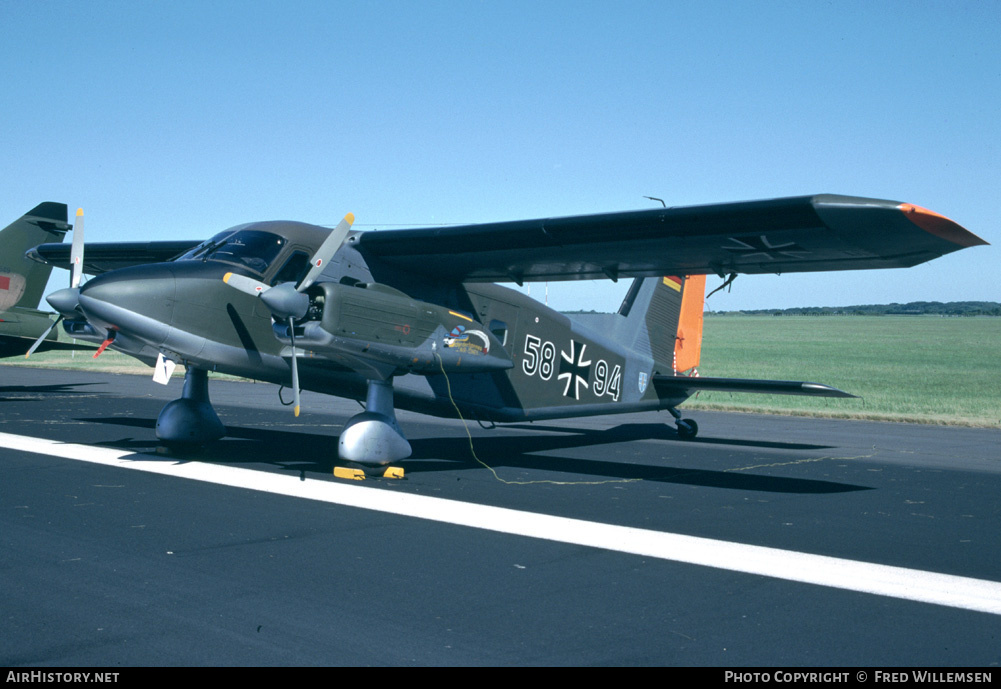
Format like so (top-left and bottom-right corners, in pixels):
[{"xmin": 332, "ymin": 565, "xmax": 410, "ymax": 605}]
[{"xmin": 677, "ymin": 418, "xmax": 698, "ymax": 440}]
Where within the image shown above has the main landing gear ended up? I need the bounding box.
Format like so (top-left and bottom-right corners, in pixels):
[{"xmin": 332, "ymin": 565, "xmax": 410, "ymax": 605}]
[
  {"xmin": 667, "ymin": 406, "xmax": 699, "ymax": 440},
  {"xmin": 338, "ymin": 378, "xmax": 412, "ymax": 465},
  {"xmin": 153, "ymin": 369, "xmax": 407, "ymax": 476},
  {"xmin": 155, "ymin": 367, "xmax": 226, "ymax": 449}
]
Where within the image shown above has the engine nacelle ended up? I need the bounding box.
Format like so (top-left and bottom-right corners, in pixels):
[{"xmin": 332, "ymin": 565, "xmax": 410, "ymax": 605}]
[{"xmin": 276, "ymin": 282, "xmax": 513, "ymax": 375}]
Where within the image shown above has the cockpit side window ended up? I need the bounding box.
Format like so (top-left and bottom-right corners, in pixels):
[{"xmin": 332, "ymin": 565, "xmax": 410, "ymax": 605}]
[
  {"xmin": 271, "ymin": 250, "xmax": 311, "ymax": 286},
  {"xmin": 177, "ymin": 230, "xmax": 236, "ymax": 261}
]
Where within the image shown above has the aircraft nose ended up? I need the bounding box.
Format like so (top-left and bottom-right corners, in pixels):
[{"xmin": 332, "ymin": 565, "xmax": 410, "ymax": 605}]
[{"xmin": 77, "ymin": 264, "xmax": 177, "ymax": 345}]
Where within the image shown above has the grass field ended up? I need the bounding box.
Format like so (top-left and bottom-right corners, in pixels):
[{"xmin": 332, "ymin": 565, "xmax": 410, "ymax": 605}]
[
  {"xmin": 6, "ymin": 316, "xmax": 1000, "ymax": 427},
  {"xmin": 691, "ymin": 315, "xmax": 1001, "ymax": 427},
  {"xmin": 7, "ymin": 347, "xmax": 146, "ymax": 374}
]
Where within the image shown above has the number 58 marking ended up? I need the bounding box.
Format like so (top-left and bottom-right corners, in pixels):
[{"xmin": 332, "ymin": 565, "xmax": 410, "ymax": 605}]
[{"xmin": 522, "ymin": 334, "xmax": 556, "ymax": 380}]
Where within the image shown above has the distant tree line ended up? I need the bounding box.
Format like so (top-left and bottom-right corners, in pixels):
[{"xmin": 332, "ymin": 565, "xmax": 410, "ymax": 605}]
[{"xmin": 706, "ymin": 301, "xmax": 1001, "ymax": 316}]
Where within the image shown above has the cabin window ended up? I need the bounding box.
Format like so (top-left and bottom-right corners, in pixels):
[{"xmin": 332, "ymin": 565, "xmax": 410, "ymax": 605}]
[{"xmin": 488, "ymin": 319, "xmax": 508, "ymax": 346}]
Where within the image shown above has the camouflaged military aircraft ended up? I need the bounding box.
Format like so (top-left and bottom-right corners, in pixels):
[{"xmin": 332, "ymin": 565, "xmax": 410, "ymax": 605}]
[
  {"xmin": 27, "ymin": 195, "xmax": 986, "ymax": 470},
  {"xmin": 0, "ymin": 203, "xmax": 78, "ymax": 358}
]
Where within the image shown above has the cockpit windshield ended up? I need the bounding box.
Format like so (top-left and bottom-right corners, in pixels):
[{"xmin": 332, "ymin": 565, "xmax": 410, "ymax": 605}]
[{"xmin": 177, "ymin": 227, "xmax": 288, "ymax": 276}]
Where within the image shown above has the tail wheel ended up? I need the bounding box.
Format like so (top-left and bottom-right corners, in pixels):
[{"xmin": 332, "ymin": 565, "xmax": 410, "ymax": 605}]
[{"xmin": 677, "ymin": 418, "xmax": 698, "ymax": 440}]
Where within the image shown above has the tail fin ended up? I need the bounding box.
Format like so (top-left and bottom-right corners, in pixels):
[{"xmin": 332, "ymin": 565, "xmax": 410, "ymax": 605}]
[
  {"xmin": 0, "ymin": 203, "xmax": 70, "ymax": 311},
  {"xmin": 616, "ymin": 274, "xmax": 705, "ymax": 375},
  {"xmin": 673, "ymin": 274, "xmax": 705, "ymax": 373}
]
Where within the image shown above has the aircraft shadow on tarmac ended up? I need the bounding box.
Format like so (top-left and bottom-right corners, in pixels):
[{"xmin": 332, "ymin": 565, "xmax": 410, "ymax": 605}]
[
  {"xmin": 79, "ymin": 416, "xmax": 870, "ymax": 495},
  {"xmin": 497, "ymin": 422, "xmax": 836, "ymax": 451},
  {"xmin": 0, "ymin": 382, "xmax": 105, "ymax": 401}
]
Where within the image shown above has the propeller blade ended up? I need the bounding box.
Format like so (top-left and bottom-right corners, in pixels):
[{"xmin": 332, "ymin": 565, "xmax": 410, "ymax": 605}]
[
  {"xmin": 25, "ymin": 316, "xmax": 62, "ymax": 358},
  {"xmin": 223, "ymin": 272, "xmax": 307, "ymax": 320},
  {"xmin": 297, "ymin": 212, "xmax": 354, "ymax": 292},
  {"xmin": 31, "ymin": 209, "xmax": 86, "ymax": 359},
  {"xmin": 70, "ymin": 208, "xmax": 85, "ymax": 289},
  {"xmin": 223, "ymin": 271, "xmax": 269, "ymax": 296},
  {"xmin": 289, "ymin": 317, "xmax": 301, "ymax": 417}
]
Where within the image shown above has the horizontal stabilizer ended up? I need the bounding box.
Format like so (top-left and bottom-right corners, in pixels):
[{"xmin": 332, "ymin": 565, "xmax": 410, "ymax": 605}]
[
  {"xmin": 25, "ymin": 202, "xmax": 71, "ymax": 233},
  {"xmin": 654, "ymin": 374, "xmax": 857, "ymax": 399}
]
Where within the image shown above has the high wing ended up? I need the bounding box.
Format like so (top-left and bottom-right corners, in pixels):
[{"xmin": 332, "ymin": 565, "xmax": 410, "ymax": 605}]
[
  {"xmin": 26, "ymin": 195, "xmax": 984, "ymax": 282},
  {"xmin": 27, "ymin": 240, "xmax": 199, "ymax": 275},
  {"xmin": 353, "ymin": 194, "xmax": 986, "ymax": 283}
]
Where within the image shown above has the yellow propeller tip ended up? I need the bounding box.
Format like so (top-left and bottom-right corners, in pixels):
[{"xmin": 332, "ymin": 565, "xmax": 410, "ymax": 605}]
[
  {"xmin": 223, "ymin": 272, "xmax": 233, "ymax": 283},
  {"xmin": 294, "ymin": 406, "xmax": 300, "ymax": 417},
  {"xmin": 76, "ymin": 208, "xmax": 84, "ymax": 217},
  {"xmin": 345, "ymin": 212, "xmax": 355, "ymax": 225}
]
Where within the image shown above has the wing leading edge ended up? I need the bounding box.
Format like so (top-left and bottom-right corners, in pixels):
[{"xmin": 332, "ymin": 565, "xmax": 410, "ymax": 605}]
[
  {"xmin": 353, "ymin": 194, "xmax": 986, "ymax": 283},
  {"xmin": 27, "ymin": 240, "xmax": 200, "ymax": 274},
  {"xmin": 26, "ymin": 195, "xmax": 984, "ymax": 282}
]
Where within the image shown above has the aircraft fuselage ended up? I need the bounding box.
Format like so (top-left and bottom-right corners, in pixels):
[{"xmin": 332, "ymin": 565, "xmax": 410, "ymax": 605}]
[{"xmin": 69, "ymin": 219, "xmax": 679, "ymax": 423}]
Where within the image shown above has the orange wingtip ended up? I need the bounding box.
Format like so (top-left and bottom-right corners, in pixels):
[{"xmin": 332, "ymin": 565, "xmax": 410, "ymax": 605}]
[{"xmin": 898, "ymin": 203, "xmax": 988, "ymax": 248}]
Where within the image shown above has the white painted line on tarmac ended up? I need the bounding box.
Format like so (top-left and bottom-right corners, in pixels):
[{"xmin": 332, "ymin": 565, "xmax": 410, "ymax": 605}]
[{"xmin": 5, "ymin": 430, "xmax": 1001, "ymax": 616}]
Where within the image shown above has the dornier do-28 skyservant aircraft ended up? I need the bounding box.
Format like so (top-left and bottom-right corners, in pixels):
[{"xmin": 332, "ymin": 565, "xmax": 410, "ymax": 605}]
[{"xmin": 28, "ymin": 195, "xmax": 986, "ymax": 469}]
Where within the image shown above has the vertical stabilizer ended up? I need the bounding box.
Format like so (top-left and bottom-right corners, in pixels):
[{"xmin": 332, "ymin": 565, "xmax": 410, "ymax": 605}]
[
  {"xmin": 673, "ymin": 274, "xmax": 704, "ymax": 373},
  {"xmin": 609, "ymin": 274, "xmax": 705, "ymax": 375},
  {"xmin": 643, "ymin": 275, "xmax": 704, "ymax": 375},
  {"xmin": 0, "ymin": 203, "xmax": 69, "ymax": 311}
]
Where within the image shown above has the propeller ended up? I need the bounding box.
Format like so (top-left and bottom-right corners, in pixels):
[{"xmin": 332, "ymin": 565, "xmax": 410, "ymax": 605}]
[
  {"xmin": 223, "ymin": 212, "xmax": 355, "ymax": 416},
  {"xmin": 26, "ymin": 208, "xmax": 85, "ymax": 358},
  {"xmin": 70, "ymin": 206, "xmax": 84, "ymax": 289}
]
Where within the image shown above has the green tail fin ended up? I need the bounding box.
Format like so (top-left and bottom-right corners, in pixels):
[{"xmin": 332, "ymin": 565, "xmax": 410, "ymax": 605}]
[{"xmin": 0, "ymin": 203, "xmax": 70, "ymax": 311}]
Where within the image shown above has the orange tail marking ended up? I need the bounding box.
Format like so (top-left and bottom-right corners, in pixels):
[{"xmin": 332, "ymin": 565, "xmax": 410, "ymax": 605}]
[{"xmin": 674, "ymin": 274, "xmax": 705, "ymax": 373}]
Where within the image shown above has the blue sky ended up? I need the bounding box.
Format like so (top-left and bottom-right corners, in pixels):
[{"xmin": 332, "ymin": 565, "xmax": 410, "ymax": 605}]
[{"xmin": 2, "ymin": 0, "xmax": 997, "ymax": 312}]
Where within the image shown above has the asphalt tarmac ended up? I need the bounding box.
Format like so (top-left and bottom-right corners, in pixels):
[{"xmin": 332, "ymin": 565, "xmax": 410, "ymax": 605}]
[{"xmin": 2, "ymin": 365, "xmax": 999, "ymax": 666}]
